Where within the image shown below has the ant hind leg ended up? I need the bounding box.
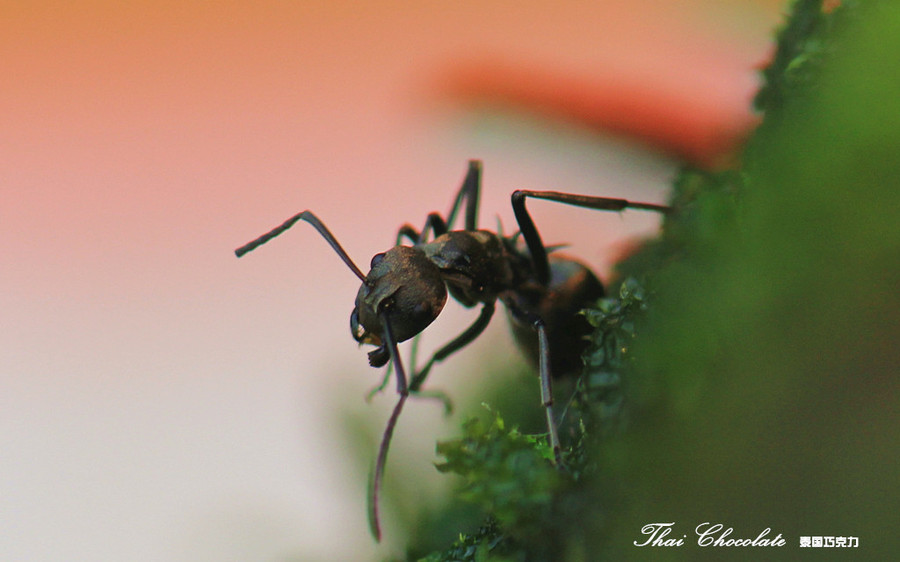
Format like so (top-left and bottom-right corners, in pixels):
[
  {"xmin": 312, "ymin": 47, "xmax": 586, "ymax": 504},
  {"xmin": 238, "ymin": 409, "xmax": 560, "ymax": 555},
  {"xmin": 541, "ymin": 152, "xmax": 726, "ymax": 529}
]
[
  {"xmin": 510, "ymin": 189, "xmax": 670, "ymax": 286},
  {"xmin": 503, "ymin": 297, "xmax": 564, "ymax": 466}
]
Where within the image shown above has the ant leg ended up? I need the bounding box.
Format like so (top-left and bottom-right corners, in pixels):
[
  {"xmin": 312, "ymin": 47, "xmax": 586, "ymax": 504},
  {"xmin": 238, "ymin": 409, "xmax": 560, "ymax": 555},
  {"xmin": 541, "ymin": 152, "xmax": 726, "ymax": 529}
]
[
  {"xmin": 403, "ymin": 335, "xmax": 455, "ymax": 413},
  {"xmin": 446, "ymin": 160, "xmax": 483, "ymax": 231},
  {"xmin": 395, "ymin": 213, "xmax": 449, "ymax": 245},
  {"xmin": 369, "ymin": 393, "xmax": 407, "ymax": 542},
  {"xmin": 503, "ymin": 298, "xmax": 563, "ymax": 466},
  {"xmin": 409, "ymin": 301, "xmax": 497, "ymax": 394},
  {"xmin": 395, "ymin": 160, "xmax": 483, "ymax": 246},
  {"xmin": 536, "ymin": 320, "xmax": 563, "ymax": 466},
  {"xmin": 369, "ymin": 314, "xmax": 409, "ymax": 542},
  {"xmin": 365, "ymin": 337, "xmax": 454, "ymax": 412},
  {"xmin": 365, "ymin": 361, "xmax": 394, "ymax": 402},
  {"xmin": 510, "ymin": 190, "xmax": 671, "ymax": 285}
]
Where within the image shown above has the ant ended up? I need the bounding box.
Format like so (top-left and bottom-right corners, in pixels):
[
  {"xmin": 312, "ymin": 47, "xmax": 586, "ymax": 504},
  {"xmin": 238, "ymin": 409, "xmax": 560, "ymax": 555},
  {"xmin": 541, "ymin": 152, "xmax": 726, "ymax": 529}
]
[{"xmin": 235, "ymin": 160, "xmax": 670, "ymax": 540}]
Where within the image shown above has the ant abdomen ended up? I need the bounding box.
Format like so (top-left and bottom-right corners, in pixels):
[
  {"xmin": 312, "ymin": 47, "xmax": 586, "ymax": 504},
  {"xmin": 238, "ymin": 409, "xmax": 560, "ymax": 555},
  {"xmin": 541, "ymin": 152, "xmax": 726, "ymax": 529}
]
[{"xmin": 505, "ymin": 255, "xmax": 605, "ymax": 378}]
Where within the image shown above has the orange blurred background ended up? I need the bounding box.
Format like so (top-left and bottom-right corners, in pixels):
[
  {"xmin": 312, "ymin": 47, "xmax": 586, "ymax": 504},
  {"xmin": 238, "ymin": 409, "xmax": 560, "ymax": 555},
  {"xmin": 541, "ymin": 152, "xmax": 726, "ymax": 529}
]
[{"xmin": 2, "ymin": 1, "xmax": 778, "ymax": 559}]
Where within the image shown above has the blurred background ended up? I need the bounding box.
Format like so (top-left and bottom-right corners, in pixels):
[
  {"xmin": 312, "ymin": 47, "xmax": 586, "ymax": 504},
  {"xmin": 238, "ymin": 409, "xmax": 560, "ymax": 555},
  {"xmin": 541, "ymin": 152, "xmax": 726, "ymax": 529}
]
[{"xmin": 2, "ymin": 1, "xmax": 780, "ymax": 559}]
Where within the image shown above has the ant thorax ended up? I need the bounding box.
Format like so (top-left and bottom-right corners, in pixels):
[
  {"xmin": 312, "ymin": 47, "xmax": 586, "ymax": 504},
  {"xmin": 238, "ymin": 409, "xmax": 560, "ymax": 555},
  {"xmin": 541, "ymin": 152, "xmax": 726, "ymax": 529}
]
[
  {"xmin": 420, "ymin": 230, "xmax": 519, "ymax": 307},
  {"xmin": 504, "ymin": 254, "xmax": 605, "ymax": 378}
]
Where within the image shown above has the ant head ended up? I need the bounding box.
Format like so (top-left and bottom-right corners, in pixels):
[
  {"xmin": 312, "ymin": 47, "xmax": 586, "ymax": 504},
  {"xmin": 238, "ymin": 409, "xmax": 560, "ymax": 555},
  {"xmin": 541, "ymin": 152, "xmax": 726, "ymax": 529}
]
[{"xmin": 350, "ymin": 246, "xmax": 448, "ymax": 367}]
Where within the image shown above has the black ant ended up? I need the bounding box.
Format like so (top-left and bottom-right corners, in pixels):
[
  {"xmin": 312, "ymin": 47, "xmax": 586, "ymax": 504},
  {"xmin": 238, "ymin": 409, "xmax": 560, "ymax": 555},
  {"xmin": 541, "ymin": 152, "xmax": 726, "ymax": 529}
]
[{"xmin": 235, "ymin": 161, "xmax": 670, "ymax": 540}]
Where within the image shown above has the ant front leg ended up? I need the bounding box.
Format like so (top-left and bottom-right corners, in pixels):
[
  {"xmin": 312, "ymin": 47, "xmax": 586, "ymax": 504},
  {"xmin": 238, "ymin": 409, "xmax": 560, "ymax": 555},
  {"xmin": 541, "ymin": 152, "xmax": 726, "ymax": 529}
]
[
  {"xmin": 511, "ymin": 190, "xmax": 671, "ymax": 285},
  {"xmin": 395, "ymin": 213, "xmax": 449, "ymax": 245},
  {"xmin": 369, "ymin": 312, "xmax": 409, "ymax": 543},
  {"xmin": 408, "ymin": 301, "xmax": 496, "ymax": 395},
  {"xmin": 372, "ymin": 301, "xmax": 495, "ymax": 416}
]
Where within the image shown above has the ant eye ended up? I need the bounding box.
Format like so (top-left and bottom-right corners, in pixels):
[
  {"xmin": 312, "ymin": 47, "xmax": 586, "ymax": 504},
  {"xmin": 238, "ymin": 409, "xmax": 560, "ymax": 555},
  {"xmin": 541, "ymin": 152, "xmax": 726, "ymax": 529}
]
[{"xmin": 370, "ymin": 253, "xmax": 386, "ymax": 268}]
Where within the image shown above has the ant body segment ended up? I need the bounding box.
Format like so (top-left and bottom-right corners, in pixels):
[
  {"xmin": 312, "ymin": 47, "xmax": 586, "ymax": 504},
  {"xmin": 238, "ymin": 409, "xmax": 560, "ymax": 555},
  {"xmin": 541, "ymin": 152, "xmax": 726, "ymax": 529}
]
[{"xmin": 235, "ymin": 161, "xmax": 670, "ymax": 540}]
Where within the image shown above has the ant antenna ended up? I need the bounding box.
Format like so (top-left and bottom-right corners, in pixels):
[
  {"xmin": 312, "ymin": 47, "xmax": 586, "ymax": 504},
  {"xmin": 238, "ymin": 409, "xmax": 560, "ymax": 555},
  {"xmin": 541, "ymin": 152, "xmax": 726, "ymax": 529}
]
[{"xmin": 235, "ymin": 210, "xmax": 366, "ymax": 282}]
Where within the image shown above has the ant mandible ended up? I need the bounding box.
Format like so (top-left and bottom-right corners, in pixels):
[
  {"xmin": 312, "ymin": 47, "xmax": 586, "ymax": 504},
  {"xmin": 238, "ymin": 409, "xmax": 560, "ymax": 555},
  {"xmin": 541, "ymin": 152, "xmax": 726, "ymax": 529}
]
[{"xmin": 235, "ymin": 160, "xmax": 670, "ymax": 540}]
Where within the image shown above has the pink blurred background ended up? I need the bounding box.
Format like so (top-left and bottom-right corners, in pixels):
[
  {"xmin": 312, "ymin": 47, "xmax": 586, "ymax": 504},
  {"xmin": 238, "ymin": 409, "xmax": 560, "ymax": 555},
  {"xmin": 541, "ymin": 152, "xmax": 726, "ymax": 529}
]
[{"xmin": 3, "ymin": 1, "xmax": 778, "ymax": 559}]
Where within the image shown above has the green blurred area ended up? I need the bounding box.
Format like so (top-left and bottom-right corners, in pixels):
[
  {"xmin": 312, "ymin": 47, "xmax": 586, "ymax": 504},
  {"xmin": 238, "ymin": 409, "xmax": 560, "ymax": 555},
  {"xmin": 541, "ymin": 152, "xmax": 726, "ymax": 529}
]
[{"xmin": 604, "ymin": 1, "xmax": 900, "ymax": 559}]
